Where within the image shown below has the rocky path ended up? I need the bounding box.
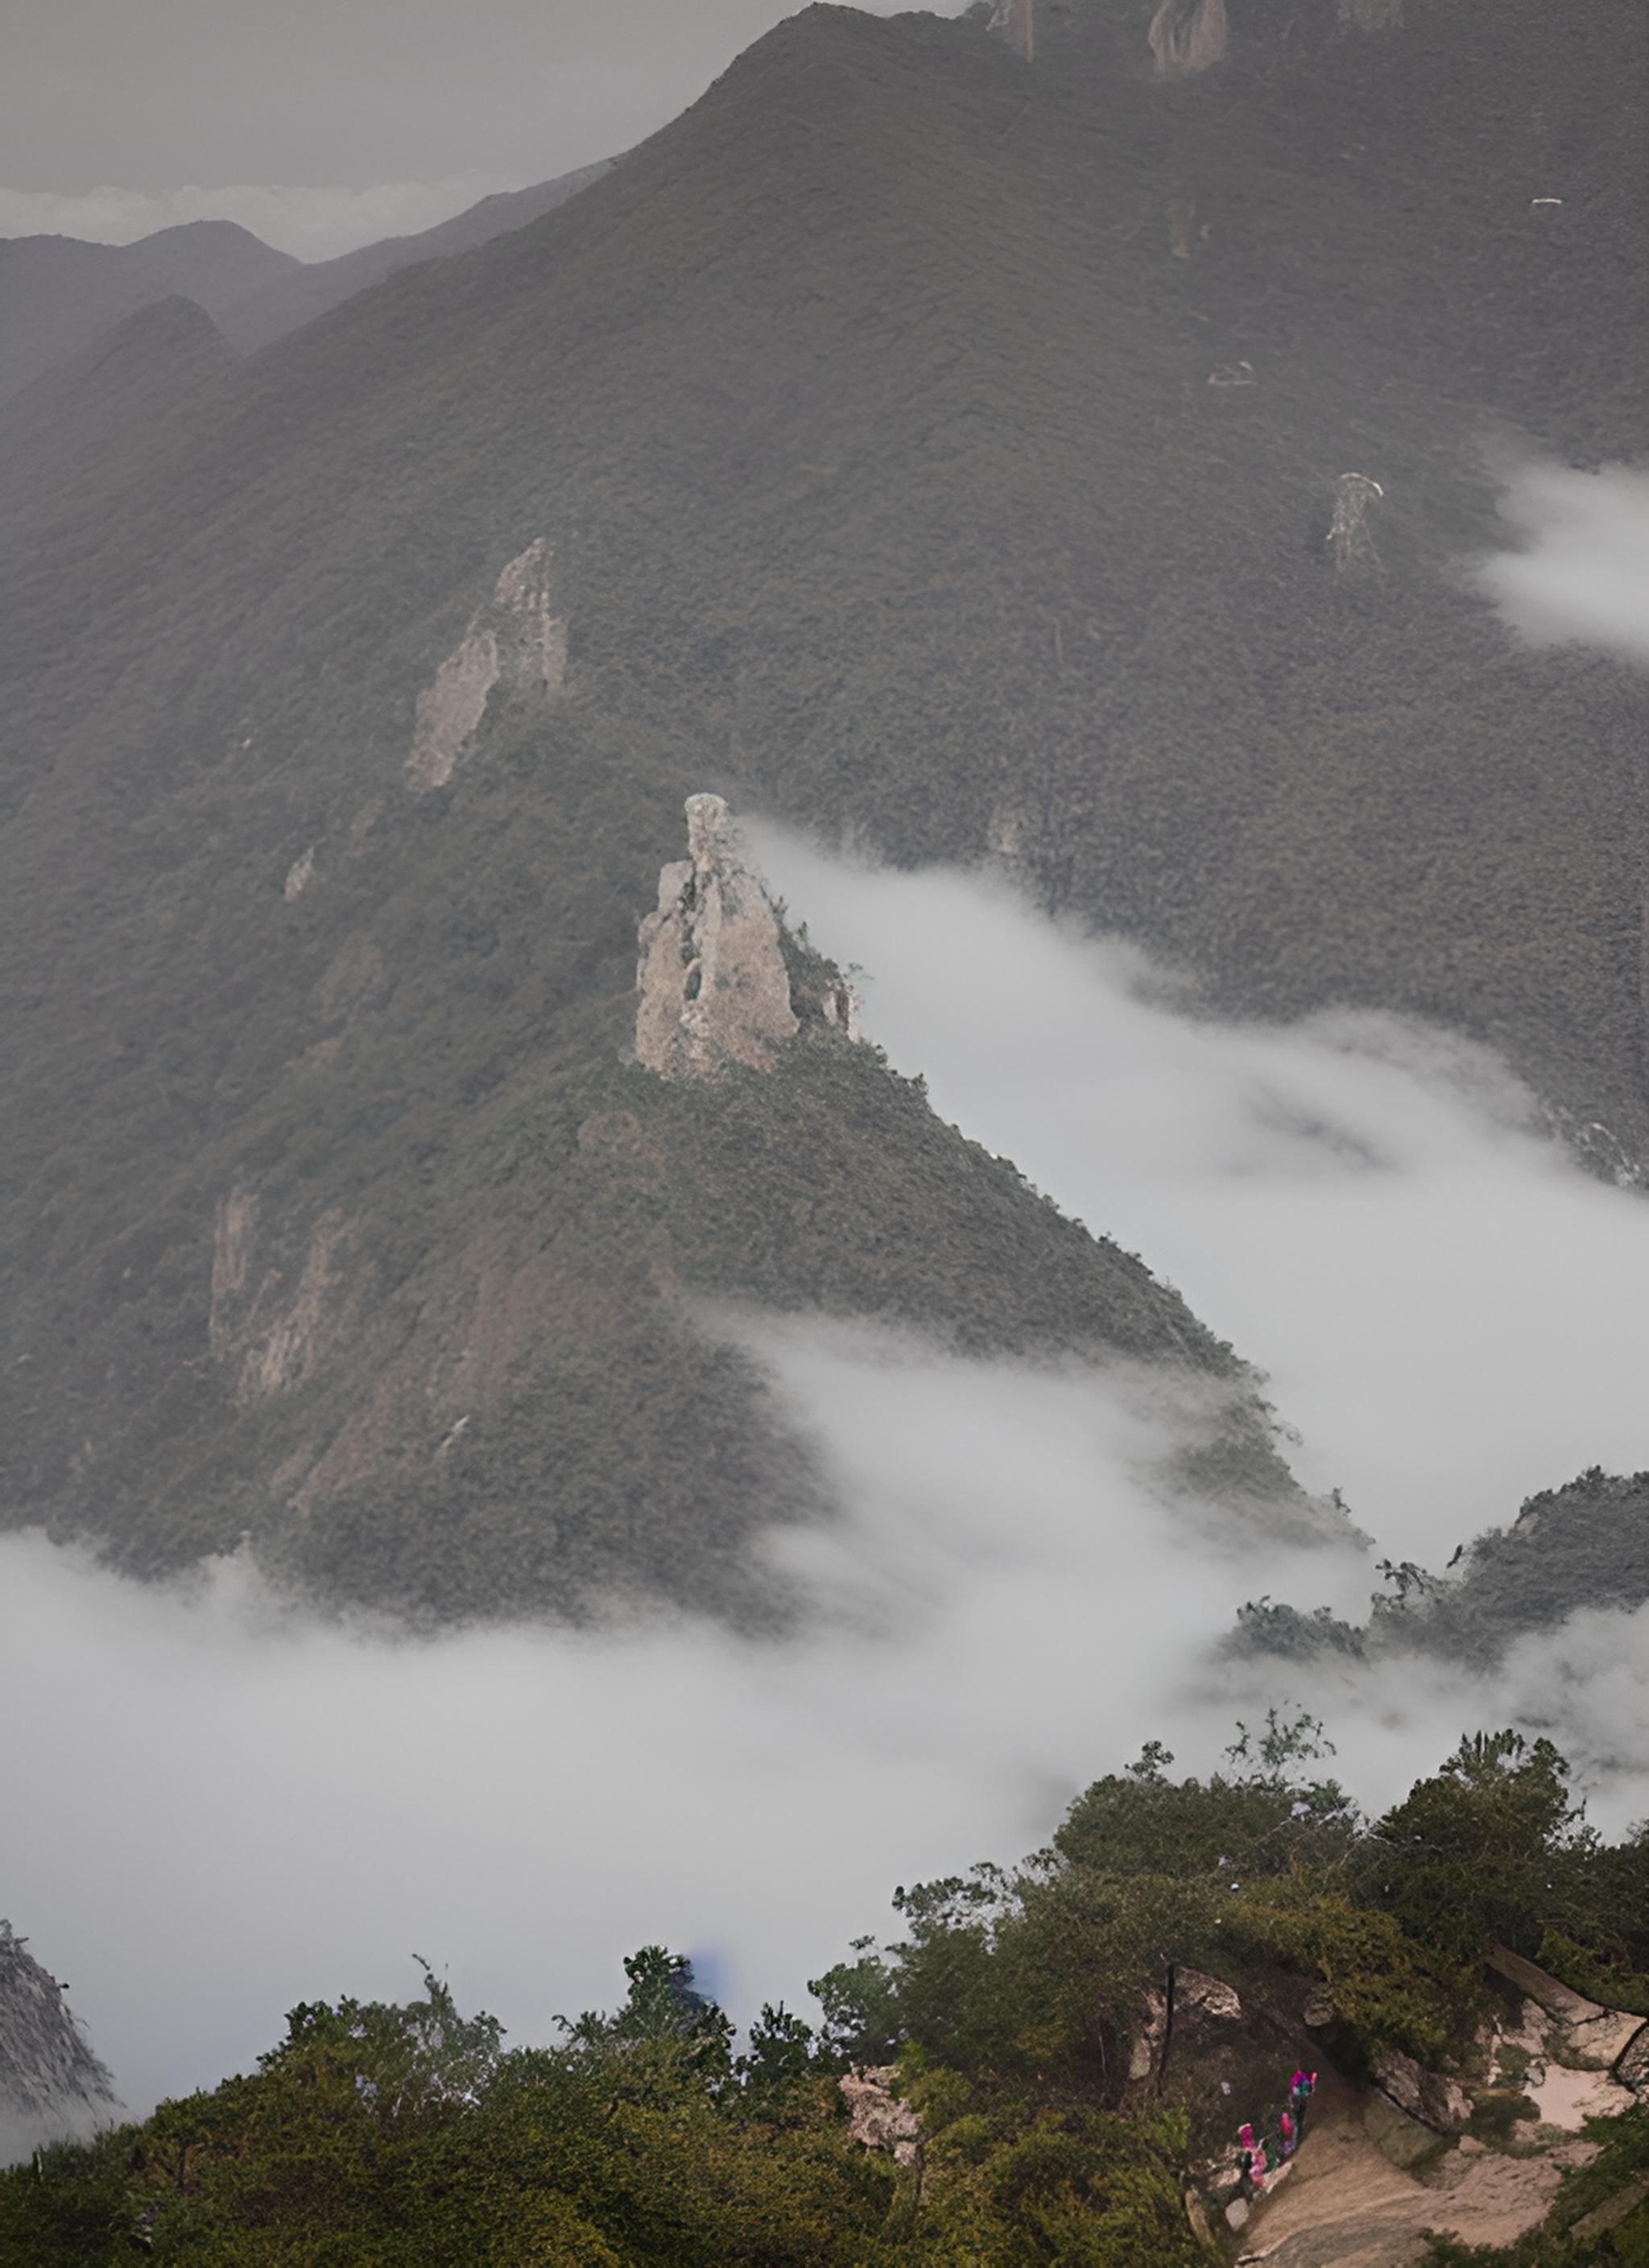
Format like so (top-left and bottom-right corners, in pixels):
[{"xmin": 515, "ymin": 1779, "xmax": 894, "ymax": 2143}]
[{"xmin": 1234, "ymin": 2076, "xmax": 1594, "ymax": 2268}]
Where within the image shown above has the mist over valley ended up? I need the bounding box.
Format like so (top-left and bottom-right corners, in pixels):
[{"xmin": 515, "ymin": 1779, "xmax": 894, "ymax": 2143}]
[{"xmin": 3, "ymin": 3, "xmax": 1648, "ymax": 2258}]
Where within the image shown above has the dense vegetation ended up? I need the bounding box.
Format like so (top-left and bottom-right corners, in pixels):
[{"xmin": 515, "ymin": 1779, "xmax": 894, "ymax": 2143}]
[
  {"xmin": 2, "ymin": 0, "xmax": 1646, "ymax": 1615},
  {"xmin": 6, "ymin": 1728, "xmax": 1646, "ymax": 2263},
  {"xmin": 1234, "ymin": 1467, "xmax": 1649, "ymax": 1672}
]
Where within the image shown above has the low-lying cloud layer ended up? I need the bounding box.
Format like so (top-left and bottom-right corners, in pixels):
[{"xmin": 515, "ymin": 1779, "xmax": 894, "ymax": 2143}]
[
  {"xmin": 7, "ymin": 850, "xmax": 1649, "ymax": 2133},
  {"xmin": 0, "ymin": 1347, "xmax": 1358, "ymax": 2131},
  {"xmin": 758, "ymin": 830, "xmax": 1649, "ymax": 1565},
  {"xmin": 1475, "ymin": 457, "xmax": 1649, "ymax": 668}
]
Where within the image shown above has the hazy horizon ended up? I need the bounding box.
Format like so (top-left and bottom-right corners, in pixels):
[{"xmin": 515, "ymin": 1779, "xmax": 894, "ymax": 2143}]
[{"xmin": 1, "ymin": 0, "xmax": 973, "ymax": 259}]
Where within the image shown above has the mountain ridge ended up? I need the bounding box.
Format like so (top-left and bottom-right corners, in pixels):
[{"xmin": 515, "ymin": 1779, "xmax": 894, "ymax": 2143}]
[{"xmin": 2, "ymin": 0, "xmax": 1645, "ymax": 1615}]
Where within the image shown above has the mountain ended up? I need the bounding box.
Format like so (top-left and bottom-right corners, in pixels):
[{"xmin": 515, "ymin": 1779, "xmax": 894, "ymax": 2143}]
[
  {"xmin": 0, "ymin": 297, "xmax": 236, "ymax": 528},
  {"xmin": 1234, "ymin": 1464, "xmax": 1649, "ymax": 1671},
  {"xmin": 0, "ymin": 166, "xmax": 614, "ymax": 409},
  {"xmin": 216, "ymin": 161, "xmax": 616, "ymax": 352},
  {"xmin": 0, "ymin": 220, "xmax": 295, "ymax": 403},
  {"xmin": 2, "ymin": 0, "xmax": 1643, "ymax": 1618},
  {"xmin": 0, "ymin": 1923, "xmax": 119, "ymax": 2167}
]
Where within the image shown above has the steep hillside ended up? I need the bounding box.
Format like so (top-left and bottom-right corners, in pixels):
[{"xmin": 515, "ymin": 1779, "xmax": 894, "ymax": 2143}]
[
  {"xmin": 0, "ymin": 297, "xmax": 237, "ymax": 528},
  {"xmin": 2, "ymin": 0, "xmax": 1644, "ymax": 1614},
  {"xmin": 0, "ymin": 760, "xmax": 1301, "ymax": 1620},
  {"xmin": 0, "ymin": 164, "xmax": 614, "ymax": 405},
  {"xmin": 217, "ymin": 160, "xmax": 615, "ymax": 351},
  {"xmin": 0, "ymin": 221, "xmax": 295, "ymax": 401},
  {"xmin": 0, "ymin": 1924, "xmax": 119, "ymax": 2166}
]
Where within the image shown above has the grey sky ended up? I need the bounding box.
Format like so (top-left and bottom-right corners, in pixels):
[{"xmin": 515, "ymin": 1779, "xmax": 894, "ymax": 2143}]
[{"xmin": 4, "ymin": 2, "xmax": 968, "ymax": 198}]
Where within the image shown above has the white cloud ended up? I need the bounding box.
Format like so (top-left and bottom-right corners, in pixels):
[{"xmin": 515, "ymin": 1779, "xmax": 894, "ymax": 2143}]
[
  {"xmin": 756, "ymin": 832, "xmax": 1649, "ymax": 1564},
  {"xmin": 0, "ymin": 1347, "xmax": 1362, "ymax": 2133},
  {"xmin": 1476, "ymin": 459, "xmax": 1649, "ymax": 668},
  {"xmin": 0, "ymin": 176, "xmax": 523, "ymax": 262}
]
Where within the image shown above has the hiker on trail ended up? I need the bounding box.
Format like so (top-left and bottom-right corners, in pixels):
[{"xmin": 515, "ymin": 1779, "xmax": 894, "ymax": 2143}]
[
  {"xmin": 1237, "ymin": 2123, "xmax": 1258, "ymax": 2193},
  {"xmin": 1289, "ymin": 2069, "xmax": 1318, "ymax": 2140},
  {"xmin": 1279, "ymin": 2109, "xmax": 1297, "ymax": 2158}
]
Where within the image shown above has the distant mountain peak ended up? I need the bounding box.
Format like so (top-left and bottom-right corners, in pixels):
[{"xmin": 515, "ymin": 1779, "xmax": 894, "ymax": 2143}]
[{"xmin": 135, "ymin": 217, "xmax": 291, "ymax": 255}]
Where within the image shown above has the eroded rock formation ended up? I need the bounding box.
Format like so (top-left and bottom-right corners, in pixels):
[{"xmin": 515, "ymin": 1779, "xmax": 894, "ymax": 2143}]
[
  {"xmin": 210, "ymin": 1190, "xmax": 362, "ymax": 1405},
  {"xmin": 1487, "ymin": 1945, "xmax": 1649, "ymax": 2080},
  {"xmin": 986, "ymin": 0, "xmax": 1035, "ymax": 62},
  {"xmin": 840, "ymin": 2067, "xmax": 922, "ymax": 2165},
  {"xmin": 635, "ymin": 795, "xmax": 799, "ymax": 1079},
  {"xmin": 1149, "ymin": 0, "xmax": 1228, "ymax": 78},
  {"xmin": 1129, "ymin": 1965, "xmax": 1243, "ymax": 2081},
  {"xmin": 1372, "ymin": 2043, "xmax": 1472, "ymax": 2133},
  {"xmin": 1328, "ymin": 473, "xmax": 1385, "ymax": 572},
  {"xmin": 406, "ymin": 538, "xmax": 567, "ymax": 792}
]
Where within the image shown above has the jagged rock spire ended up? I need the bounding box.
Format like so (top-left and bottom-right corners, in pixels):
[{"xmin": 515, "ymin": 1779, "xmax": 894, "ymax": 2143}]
[
  {"xmin": 1328, "ymin": 473, "xmax": 1385, "ymax": 572},
  {"xmin": 634, "ymin": 795, "xmax": 799, "ymax": 1080},
  {"xmin": 986, "ymin": 0, "xmax": 1035, "ymax": 63},
  {"xmin": 1149, "ymin": 0, "xmax": 1228, "ymax": 78},
  {"xmin": 405, "ymin": 539, "xmax": 566, "ymax": 793}
]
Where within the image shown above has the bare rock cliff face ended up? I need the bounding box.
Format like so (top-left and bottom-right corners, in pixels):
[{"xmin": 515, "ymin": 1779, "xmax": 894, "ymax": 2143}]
[
  {"xmin": 840, "ymin": 2067, "xmax": 922, "ymax": 2165},
  {"xmin": 635, "ymin": 795, "xmax": 799, "ymax": 1079},
  {"xmin": 1148, "ymin": 0, "xmax": 1227, "ymax": 77},
  {"xmin": 405, "ymin": 538, "xmax": 567, "ymax": 793},
  {"xmin": 0, "ymin": 1922, "xmax": 120, "ymax": 2166}
]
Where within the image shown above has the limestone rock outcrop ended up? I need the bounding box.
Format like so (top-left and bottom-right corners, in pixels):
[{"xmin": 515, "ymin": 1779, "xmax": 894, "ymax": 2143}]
[
  {"xmin": 209, "ymin": 1189, "xmax": 362, "ymax": 1406},
  {"xmin": 985, "ymin": 0, "xmax": 1035, "ymax": 62},
  {"xmin": 1372, "ymin": 2043, "xmax": 1471, "ymax": 2133},
  {"xmin": 1129, "ymin": 1965, "xmax": 1243, "ymax": 2080},
  {"xmin": 406, "ymin": 538, "xmax": 566, "ymax": 792},
  {"xmin": 1149, "ymin": 0, "xmax": 1228, "ymax": 77},
  {"xmin": 635, "ymin": 795, "xmax": 799, "ymax": 1079},
  {"xmin": 1487, "ymin": 1945, "xmax": 1649, "ymax": 2073},
  {"xmin": 840, "ymin": 2067, "xmax": 921, "ymax": 2166}
]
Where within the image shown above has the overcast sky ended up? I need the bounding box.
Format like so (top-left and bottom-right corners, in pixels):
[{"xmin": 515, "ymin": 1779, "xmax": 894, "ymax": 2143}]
[{"xmin": 2, "ymin": 1, "xmax": 970, "ymax": 255}]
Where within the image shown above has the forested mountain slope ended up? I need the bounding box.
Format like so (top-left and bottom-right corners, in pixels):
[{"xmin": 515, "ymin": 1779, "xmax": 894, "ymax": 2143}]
[
  {"xmin": 215, "ymin": 160, "xmax": 616, "ymax": 351},
  {"xmin": 2, "ymin": 0, "xmax": 1643, "ymax": 1615},
  {"xmin": 0, "ymin": 297, "xmax": 237, "ymax": 527},
  {"xmin": 0, "ymin": 221, "xmax": 295, "ymax": 402},
  {"xmin": 1234, "ymin": 1465, "xmax": 1649, "ymax": 1672}
]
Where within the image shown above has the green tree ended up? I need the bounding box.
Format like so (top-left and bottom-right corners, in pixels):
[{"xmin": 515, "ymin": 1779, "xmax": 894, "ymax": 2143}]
[{"xmin": 1359, "ymin": 1732, "xmax": 1597, "ymax": 1967}]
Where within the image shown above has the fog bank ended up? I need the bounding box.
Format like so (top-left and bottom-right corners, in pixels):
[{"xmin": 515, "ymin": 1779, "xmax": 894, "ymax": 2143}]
[
  {"xmin": 757, "ymin": 829, "xmax": 1649, "ymax": 1564},
  {"xmin": 0, "ymin": 1339, "xmax": 1358, "ymax": 2124},
  {"xmin": 1476, "ymin": 457, "xmax": 1649, "ymax": 668},
  {"xmin": 4, "ymin": 1305, "xmax": 1647, "ymax": 2127}
]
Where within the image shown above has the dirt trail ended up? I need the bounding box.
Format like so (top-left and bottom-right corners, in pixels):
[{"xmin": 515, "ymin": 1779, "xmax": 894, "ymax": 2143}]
[{"xmin": 1235, "ymin": 2076, "xmax": 1593, "ymax": 2268}]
